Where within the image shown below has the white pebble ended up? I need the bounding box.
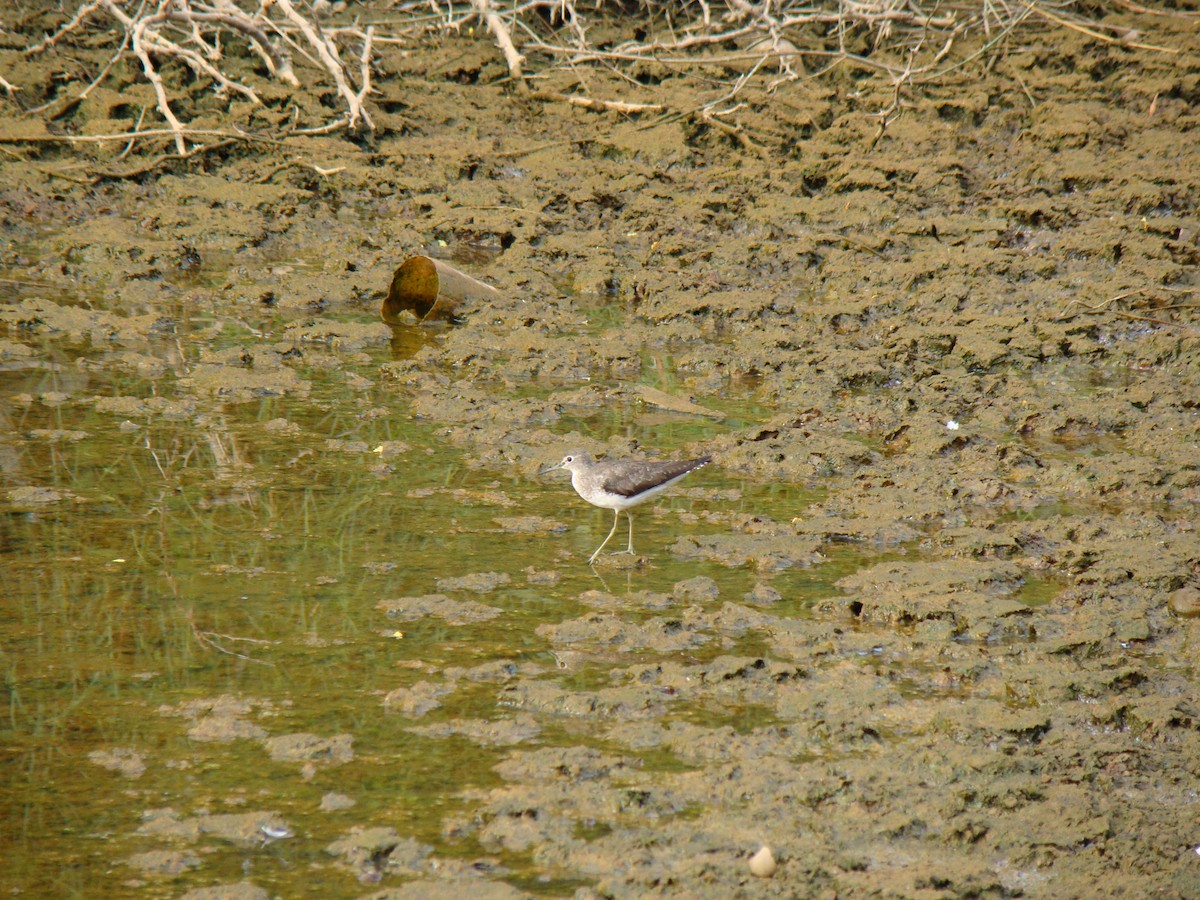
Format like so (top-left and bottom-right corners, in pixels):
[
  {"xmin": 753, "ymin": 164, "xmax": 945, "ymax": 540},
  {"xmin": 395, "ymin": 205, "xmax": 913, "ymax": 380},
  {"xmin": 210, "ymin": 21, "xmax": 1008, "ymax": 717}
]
[{"xmin": 749, "ymin": 845, "xmax": 777, "ymax": 877}]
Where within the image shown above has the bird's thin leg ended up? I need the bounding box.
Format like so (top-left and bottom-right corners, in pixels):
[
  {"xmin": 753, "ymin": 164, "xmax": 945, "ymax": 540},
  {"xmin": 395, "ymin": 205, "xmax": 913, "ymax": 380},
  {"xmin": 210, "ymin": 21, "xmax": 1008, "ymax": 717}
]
[
  {"xmin": 589, "ymin": 509, "xmax": 621, "ymax": 564},
  {"xmin": 623, "ymin": 512, "xmax": 635, "ymax": 555}
]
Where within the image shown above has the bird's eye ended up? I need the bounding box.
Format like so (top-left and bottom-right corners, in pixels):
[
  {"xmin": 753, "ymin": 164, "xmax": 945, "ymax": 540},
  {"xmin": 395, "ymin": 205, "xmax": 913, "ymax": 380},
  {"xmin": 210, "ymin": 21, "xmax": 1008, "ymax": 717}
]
[{"xmin": 564, "ymin": 455, "xmax": 573, "ymax": 463}]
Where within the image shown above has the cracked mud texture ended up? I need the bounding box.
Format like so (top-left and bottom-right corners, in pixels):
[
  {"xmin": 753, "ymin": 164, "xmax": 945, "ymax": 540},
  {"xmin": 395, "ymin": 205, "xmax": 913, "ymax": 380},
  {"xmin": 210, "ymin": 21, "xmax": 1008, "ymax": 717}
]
[{"xmin": 3, "ymin": 5, "xmax": 1200, "ymax": 899}]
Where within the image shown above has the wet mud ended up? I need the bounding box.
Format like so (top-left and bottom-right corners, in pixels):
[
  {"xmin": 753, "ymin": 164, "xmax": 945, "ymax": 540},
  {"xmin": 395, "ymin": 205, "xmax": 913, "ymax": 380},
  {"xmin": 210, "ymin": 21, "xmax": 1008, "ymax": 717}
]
[{"xmin": 2, "ymin": 6, "xmax": 1200, "ymax": 899}]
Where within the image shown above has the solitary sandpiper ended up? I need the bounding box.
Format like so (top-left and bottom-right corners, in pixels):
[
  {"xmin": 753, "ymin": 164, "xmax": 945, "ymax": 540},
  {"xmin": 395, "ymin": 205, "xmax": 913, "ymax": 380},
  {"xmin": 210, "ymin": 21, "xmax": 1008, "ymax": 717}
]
[{"xmin": 538, "ymin": 452, "xmax": 712, "ymax": 564}]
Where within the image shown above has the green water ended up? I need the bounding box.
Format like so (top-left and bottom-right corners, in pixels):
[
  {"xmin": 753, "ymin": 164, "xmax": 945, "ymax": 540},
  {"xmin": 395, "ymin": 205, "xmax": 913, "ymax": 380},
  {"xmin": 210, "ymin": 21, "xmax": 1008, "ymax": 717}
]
[{"xmin": 0, "ymin": 303, "xmax": 837, "ymax": 896}]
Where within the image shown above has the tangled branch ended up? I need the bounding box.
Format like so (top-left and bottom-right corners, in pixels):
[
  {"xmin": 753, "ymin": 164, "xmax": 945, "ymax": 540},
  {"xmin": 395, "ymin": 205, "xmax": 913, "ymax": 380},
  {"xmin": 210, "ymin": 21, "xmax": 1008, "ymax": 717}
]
[
  {"xmin": 6, "ymin": 0, "xmax": 1183, "ymax": 165},
  {"xmin": 432, "ymin": 0, "xmax": 1181, "ymax": 150},
  {"xmin": 24, "ymin": 0, "xmax": 372, "ymax": 154}
]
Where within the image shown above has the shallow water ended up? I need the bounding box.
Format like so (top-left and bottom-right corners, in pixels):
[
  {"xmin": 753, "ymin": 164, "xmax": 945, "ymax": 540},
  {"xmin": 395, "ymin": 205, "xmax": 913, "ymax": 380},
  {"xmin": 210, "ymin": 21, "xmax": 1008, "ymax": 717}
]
[{"xmin": 0, "ymin": 287, "xmax": 840, "ymax": 895}]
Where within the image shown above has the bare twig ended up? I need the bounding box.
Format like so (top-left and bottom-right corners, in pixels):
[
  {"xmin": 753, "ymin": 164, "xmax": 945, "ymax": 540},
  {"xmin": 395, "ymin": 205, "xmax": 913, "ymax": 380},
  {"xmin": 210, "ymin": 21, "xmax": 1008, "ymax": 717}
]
[
  {"xmin": 0, "ymin": 127, "xmax": 281, "ymax": 145},
  {"xmin": 1029, "ymin": 3, "xmax": 1179, "ymax": 53},
  {"xmin": 25, "ymin": 0, "xmax": 106, "ymax": 55},
  {"xmin": 869, "ymin": 59, "xmax": 916, "ymax": 149},
  {"xmin": 529, "ymin": 90, "xmax": 664, "ymax": 114},
  {"xmin": 130, "ymin": 1, "xmax": 188, "ymax": 154},
  {"xmin": 192, "ymin": 619, "xmax": 276, "ymax": 664},
  {"xmin": 1109, "ymin": 0, "xmax": 1200, "ymax": 14},
  {"xmin": 94, "ymin": 137, "xmax": 240, "ymax": 181},
  {"xmin": 696, "ymin": 105, "xmax": 768, "ymax": 159},
  {"xmin": 273, "ymin": 0, "xmax": 375, "ymax": 130},
  {"xmin": 164, "ymin": 8, "xmax": 298, "ymax": 84},
  {"xmin": 23, "ymin": 0, "xmax": 369, "ymax": 147},
  {"xmin": 253, "ymin": 158, "xmax": 347, "ymax": 183},
  {"xmin": 472, "ymin": 0, "xmax": 529, "ymax": 91},
  {"xmin": 1056, "ymin": 288, "xmax": 1199, "ymax": 333}
]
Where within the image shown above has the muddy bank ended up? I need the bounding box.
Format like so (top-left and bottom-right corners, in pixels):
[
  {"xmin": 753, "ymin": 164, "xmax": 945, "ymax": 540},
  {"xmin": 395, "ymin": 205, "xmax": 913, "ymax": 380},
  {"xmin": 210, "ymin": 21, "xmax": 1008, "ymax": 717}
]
[{"xmin": 2, "ymin": 4, "xmax": 1200, "ymax": 898}]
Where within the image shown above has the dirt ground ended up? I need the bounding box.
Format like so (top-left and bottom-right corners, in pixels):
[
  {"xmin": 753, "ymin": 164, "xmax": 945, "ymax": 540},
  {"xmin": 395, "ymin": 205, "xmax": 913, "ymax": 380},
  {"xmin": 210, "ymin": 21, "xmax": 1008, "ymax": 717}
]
[{"xmin": 3, "ymin": 4, "xmax": 1200, "ymax": 898}]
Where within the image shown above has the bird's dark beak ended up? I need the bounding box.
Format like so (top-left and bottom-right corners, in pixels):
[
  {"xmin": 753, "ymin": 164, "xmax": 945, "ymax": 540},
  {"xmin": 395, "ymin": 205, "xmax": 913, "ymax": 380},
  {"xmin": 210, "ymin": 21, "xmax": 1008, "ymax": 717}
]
[{"xmin": 537, "ymin": 460, "xmax": 565, "ymax": 476}]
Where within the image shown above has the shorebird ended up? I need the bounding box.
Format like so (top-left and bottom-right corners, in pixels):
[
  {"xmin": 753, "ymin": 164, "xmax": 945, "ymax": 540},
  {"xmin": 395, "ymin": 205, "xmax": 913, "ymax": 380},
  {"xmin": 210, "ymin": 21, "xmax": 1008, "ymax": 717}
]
[{"xmin": 538, "ymin": 451, "xmax": 712, "ymax": 564}]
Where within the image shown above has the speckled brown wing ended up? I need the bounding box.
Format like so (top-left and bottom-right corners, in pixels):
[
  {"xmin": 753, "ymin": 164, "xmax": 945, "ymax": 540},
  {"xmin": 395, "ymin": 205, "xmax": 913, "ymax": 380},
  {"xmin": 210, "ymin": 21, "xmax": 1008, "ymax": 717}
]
[{"xmin": 599, "ymin": 456, "xmax": 711, "ymax": 499}]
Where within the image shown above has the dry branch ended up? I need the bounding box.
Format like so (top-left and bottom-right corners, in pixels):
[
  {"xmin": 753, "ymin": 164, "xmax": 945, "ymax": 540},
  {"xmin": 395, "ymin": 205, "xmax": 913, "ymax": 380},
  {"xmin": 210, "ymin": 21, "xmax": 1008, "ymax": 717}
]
[
  {"xmin": 10, "ymin": 0, "xmax": 1183, "ymax": 166},
  {"xmin": 272, "ymin": 0, "xmax": 375, "ymax": 131},
  {"xmin": 529, "ymin": 90, "xmax": 665, "ymax": 114},
  {"xmin": 21, "ymin": 0, "xmax": 375, "ymax": 154},
  {"xmin": 472, "ymin": 0, "xmax": 529, "ymax": 90}
]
